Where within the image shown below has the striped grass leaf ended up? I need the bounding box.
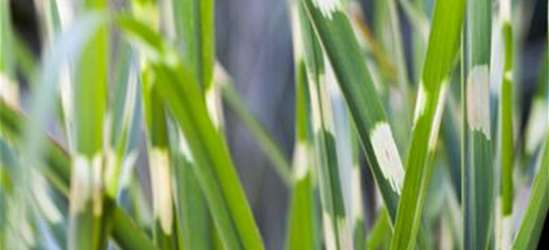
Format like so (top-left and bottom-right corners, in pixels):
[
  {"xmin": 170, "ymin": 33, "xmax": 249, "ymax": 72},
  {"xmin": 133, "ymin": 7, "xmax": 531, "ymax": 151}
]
[
  {"xmin": 130, "ymin": 2, "xmax": 179, "ymax": 248},
  {"xmin": 0, "ymin": 99, "xmax": 159, "ymax": 250},
  {"xmin": 294, "ymin": 2, "xmax": 353, "ymax": 249},
  {"xmin": 68, "ymin": 1, "xmax": 109, "ymax": 249},
  {"xmin": 499, "ymin": 0, "xmax": 514, "ymax": 218},
  {"xmin": 494, "ymin": 0, "xmax": 515, "ymax": 248},
  {"xmin": 308, "ymin": 56, "xmax": 353, "ymax": 250},
  {"xmin": 8, "ymin": 10, "xmax": 108, "ymax": 250},
  {"xmin": 286, "ymin": 5, "xmax": 318, "ymax": 250},
  {"xmin": 141, "ymin": 65, "xmax": 178, "ymax": 249},
  {"xmin": 390, "ymin": 0, "xmax": 466, "ymax": 249},
  {"xmin": 118, "ymin": 15, "xmax": 265, "ymax": 250},
  {"xmin": 285, "ymin": 59, "xmax": 318, "ymax": 250},
  {"xmin": 151, "ymin": 62, "xmax": 265, "ymax": 250},
  {"xmin": 167, "ymin": 0, "xmax": 220, "ymax": 248},
  {"xmin": 301, "ymin": 0, "xmax": 405, "ymax": 225},
  {"xmin": 325, "ymin": 63, "xmax": 365, "ymax": 250},
  {"xmin": 105, "ymin": 44, "xmax": 140, "ymax": 198},
  {"xmin": 463, "ymin": 0, "xmax": 495, "ymax": 249},
  {"xmin": 511, "ymin": 135, "xmax": 549, "ymax": 250},
  {"xmin": 301, "ymin": 0, "xmax": 433, "ymax": 248}
]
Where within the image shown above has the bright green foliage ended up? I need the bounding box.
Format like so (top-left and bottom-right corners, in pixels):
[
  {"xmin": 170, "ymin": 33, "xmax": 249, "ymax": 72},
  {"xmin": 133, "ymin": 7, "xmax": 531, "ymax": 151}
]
[
  {"xmin": 512, "ymin": 135, "xmax": 549, "ymax": 250},
  {"xmin": 171, "ymin": 0, "xmax": 215, "ymax": 89},
  {"xmin": 301, "ymin": 0, "xmax": 404, "ymax": 225},
  {"xmin": 0, "ymin": 99, "xmax": 158, "ymax": 250},
  {"xmin": 0, "ymin": 0, "xmax": 547, "ymax": 249},
  {"xmin": 67, "ymin": 1, "xmax": 109, "ymax": 250},
  {"xmin": 391, "ymin": 0, "xmax": 466, "ymax": 249},
  {"xmin": 294, "ymin": 2, "xmax": 352, "ymax": 249},
  {"xmin": 285, "ymin": 60, "xmax": 318, "ymax": 250}
]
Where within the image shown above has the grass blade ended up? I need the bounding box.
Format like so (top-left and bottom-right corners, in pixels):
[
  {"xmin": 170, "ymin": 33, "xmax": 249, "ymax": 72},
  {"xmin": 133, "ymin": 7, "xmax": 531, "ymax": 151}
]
[
  {"xmin": 511, "ymin": 135, "xmax": 549, "ymax": 250},
  {"xmin": 462, "ymin": 0, "xmax": 495, "ymax": 249},
  {"xmin": 131, "ymin": 2, "xmax": 180, "ymax": 248},
  {"xmin": 294, "ymin": 3, "xmax": 353, "ymax": 249},
  {"xmin": 390, "ymin": 0, "xmax": 466, "ymax": 249},
  {"xmin": 495, "ymin": 0, "xmax": 515, "ymax": 248},
  {"xmin": 141, "ymin": 65, "xmax": 178, "ymax": 249},
  {"xmin": 119, "ymin": 18, "xmax": 265, "ymax": 249},
  {"xmin": 300, "ymin": 1, "xmax": 434, "ymax": 248},
  {"xmin": 285, "ymin": 59, "xmax": 318, "ymax": 250},
  {"xmin": 68, "ymin": 1, "xmax": 109, "ymax": 248},
  {"xmin": 301, "ymin": 0, "xmax": 404, "ymax": 224},
  {"xmin": 170, "ymin": 0, "xmax": 214, "ymax": 90},
  {"xmin": 0, "ymin": 99, "xmax": 158, "ymax": 250},
  {"xmin": 168, "ymin": 1, "xmax": 222, "ymax": 248},
  {"xmin": 152, "ymin": 61, "xmax": 265, "ymax": 250}
]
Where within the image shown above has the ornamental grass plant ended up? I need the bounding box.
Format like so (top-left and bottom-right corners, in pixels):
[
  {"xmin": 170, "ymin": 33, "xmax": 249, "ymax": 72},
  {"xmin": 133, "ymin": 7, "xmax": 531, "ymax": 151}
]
[{"xmin": 0, "ymin": 0, "xmax": 547, "ymax": 249}]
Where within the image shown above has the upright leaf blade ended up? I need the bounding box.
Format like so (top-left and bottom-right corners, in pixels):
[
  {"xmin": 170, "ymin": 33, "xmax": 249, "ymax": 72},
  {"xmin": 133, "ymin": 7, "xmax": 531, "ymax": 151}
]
[
  {"xmin": 0, "ymin": 99, "xmax": 159, "ymax": 250},
  {"xmin": 463, "ymin": 0, "xmax": 495, "ymax": 249},
  {"xmin": 152, "ymin": 62, "xmax": 265, "ymax": 250},
  {"xmin": 301, "ymin": 0, "xmax": 404, "ymax": 224},
  {"xmin": 512, "ymin": 135, "xmax": 549, "ymax": 250},
  {"xmin": 285, "ymin": 59, "xmax": 318, "ymax": 250},
  {"xmin": 300, "ymin": 1, "xmax": 433, "ymax": 248},
  {"xmin": 391, "ymin": 0, "xmax": 466, "ymax": 249}
]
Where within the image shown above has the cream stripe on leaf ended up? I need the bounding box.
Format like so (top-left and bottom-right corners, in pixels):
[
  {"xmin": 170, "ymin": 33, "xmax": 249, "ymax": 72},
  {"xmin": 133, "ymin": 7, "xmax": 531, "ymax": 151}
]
[
  {"xmin": 297, "ymin": 3, "xmax": 352, "ymax": 249},
  {"xmin": 141, "ymin": 61, "xmax": 178, "ymax": 249},
  {"xmin": 300, "ymin": 0, "xmax": 432, "ymax": 248},
  {"xmin": 167, "ymin": 1, "xmax": 220, "ymax": 248},
  {"xmin": 285, "ymin": 52, "xmax": 316, "ymax": 250},
  {"xmin": 390, "ymin": 0, "xmax": 466, "ymax": 249},
  {"xmin": 463, "ymin": 0, "xmax": 495, "ymax": 249},
  {"xmin": 68, "ymin": 1, "xmax": 109, "ymax": 249},
  {"xmin": 0, "ymin": 98, "xmax": 159, "ymax": 250}
]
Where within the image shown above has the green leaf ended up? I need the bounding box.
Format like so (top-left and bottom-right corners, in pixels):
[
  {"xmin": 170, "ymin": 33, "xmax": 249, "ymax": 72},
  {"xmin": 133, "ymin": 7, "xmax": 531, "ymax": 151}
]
[
  {"xmin": 170, "ymin": 0, "xmax": 214, "ymax": 89},
  {"xmin": 463, "ymin": 0, "xmax": 495, "ymax": 249},
  {"xmin": 391, "ymin": 0, "xmax": 466, "ymax": 249},
  {"xmin": 300, "ymin": 1, "xmax": 433, "ymax": 248},
  {"xmin": 141, "ymin": 64, "xmax": 178, "ymax": 249},
  {"xmin": 0, "ymin": 99, "xmax": 158, "ymax": 250},
  {"xmin": 120, "ymin": 20, "xmax": 265, "ymax": 248},
  {"xmin": 151, "ymin": 61, "xmax": 265, "ymax": 250},
  {"xmin": 67, "ymin": 2, "xmax": 110, "ymax": 249},
  {"xmin": 285, "ymin": 59, "xmax": 318, "ymax": 250},
  {"xmin": 301, "ymin": 0, "xmax": 404, "ymax": 225},
  {"xmin": 512, "ymin": 136, "xmax": 549, "ymax": 250},
  {"xmin": 294, "ymin": 3, "xmax": 353, "ymax": 249}
]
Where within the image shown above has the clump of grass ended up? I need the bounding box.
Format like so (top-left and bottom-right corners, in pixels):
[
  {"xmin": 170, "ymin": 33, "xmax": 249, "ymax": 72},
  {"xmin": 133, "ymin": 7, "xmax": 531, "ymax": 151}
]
[{"xmin": 0, "ymin": 0, "xmax": 547, "ymax": 249}]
